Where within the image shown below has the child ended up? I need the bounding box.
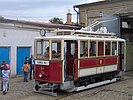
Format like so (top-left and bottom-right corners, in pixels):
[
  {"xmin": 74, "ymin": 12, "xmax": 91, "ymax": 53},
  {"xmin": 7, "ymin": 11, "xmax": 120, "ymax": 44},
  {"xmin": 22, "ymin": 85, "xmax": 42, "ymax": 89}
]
[
  {"xmin": 22, "ymin": 62, "xmax": 30, "ymax": 82},
  {"xmin": 2, "ymin": 66, "xmax": 10, "ymax": 95}
]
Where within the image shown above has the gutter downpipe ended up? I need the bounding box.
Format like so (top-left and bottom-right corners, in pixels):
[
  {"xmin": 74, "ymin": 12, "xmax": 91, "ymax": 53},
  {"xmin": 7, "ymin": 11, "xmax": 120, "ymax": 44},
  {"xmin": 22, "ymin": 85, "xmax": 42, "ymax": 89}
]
[{"xmin": 73, "ymin": 6, "xmax": 79, "ymax": 25}]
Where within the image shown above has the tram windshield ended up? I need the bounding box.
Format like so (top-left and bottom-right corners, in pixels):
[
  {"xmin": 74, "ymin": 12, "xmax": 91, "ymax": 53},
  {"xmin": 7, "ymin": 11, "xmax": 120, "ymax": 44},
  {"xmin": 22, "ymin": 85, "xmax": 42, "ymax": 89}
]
[{"xmin": 35, "ymin": 40, "xmax": 61, "ymax": 60}]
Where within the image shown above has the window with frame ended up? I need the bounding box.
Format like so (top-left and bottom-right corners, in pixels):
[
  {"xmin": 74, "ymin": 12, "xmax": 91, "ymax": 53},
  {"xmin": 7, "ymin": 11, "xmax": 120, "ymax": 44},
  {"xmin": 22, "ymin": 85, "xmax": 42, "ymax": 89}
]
[
  {"xmin": 36, "ymin": 41, "xmax": 42, "ymax": 58},
  {"xmin": 80, "ymin": 41, "xmax": 88, "ymax": 57},
  {"xmin": 51, "ymin": 40, "xmax": 61, "ymax": 59},
  {"xmin": 105, "ymin": 41, "xmax": 111, "ymax": 55},
  {"xmin": 43, "ymin": 41, "xmax": 50, "ymax": 59},
  {"xmin": 36, "ymin": 40, "xmax": 50, "ymax": 59},
  {"xmin": 98, "ymin": 41, "xmax": 104, "ymax": 56},
  {"xmin": 90, "ymin": 41, "xmax": 96, "ymax": 56},
  {"xmin": 112, "ymin": 42, "xmax": 117, "ymax": 55},
  {"xmin": 118, "ymin": 42, "xmax": 124, "ymax": 56}
]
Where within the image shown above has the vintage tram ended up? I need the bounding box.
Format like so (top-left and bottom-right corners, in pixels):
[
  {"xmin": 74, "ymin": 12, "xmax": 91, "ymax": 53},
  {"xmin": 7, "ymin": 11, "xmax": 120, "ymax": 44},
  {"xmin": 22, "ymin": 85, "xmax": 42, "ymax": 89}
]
[{"xmin": 34, "ymin": 28, "xmax": 126, "ymax": 96}]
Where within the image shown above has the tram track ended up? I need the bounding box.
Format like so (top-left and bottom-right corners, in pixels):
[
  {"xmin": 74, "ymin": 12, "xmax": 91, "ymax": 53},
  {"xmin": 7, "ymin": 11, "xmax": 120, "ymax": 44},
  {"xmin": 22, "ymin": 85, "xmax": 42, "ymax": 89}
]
[
  {"xmin": 54, "ymin": 92, "xmax": 76, "ymax": 100},
  {"xmin": 54, "ymin": 78, "xmax": 133, "ymax": 100}
]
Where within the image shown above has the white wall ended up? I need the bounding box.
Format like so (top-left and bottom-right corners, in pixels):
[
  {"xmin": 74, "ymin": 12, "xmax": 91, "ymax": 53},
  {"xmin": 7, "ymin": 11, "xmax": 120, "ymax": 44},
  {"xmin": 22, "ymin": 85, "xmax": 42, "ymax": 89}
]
[{"xmin": 0, "ymin": 26, "xmax": 40, "ymax": 76}]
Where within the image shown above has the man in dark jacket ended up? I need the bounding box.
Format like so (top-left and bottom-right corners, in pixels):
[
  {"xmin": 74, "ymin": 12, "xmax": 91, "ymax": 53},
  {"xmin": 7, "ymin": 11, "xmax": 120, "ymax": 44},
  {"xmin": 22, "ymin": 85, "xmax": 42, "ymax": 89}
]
[{"xmin": 29, "ymin": 55, "xmax": 35, "ymax": 80}]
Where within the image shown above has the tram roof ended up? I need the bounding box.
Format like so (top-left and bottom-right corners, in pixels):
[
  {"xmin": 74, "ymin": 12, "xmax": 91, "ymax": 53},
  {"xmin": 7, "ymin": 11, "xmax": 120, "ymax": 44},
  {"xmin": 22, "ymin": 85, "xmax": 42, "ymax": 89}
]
[
  {"xmin": 35, "ymin": 35, "xmax": 125, "ymax": 42},
  {"xmin": 35, "ymin": 29, "xmax": 125, "ymax": 42},
  {"xmin": 54, "ymin": 29, "xmax": 116, "ymax": 35}
]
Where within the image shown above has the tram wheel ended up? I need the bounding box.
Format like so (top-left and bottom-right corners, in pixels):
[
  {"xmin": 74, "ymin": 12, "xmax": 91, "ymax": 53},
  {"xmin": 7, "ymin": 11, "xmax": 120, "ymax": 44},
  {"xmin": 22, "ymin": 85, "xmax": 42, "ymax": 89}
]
[{"xmin": 35, "ymin": 85, "xmax": 40, "ymax": 91}]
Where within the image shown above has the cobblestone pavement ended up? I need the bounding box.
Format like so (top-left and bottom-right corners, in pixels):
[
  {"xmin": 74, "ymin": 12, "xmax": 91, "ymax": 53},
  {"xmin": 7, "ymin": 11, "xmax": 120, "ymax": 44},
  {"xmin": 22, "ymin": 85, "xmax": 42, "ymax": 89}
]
[{"xmin": 0, "ymin": 72, "xmax": 133, "ymax": 100}]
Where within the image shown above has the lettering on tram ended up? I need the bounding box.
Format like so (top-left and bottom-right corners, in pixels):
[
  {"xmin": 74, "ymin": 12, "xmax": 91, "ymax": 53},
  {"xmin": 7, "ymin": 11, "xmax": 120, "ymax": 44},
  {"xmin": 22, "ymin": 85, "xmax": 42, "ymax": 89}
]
[{"xmin": 34, "ymin": 28, "xmax": 126, "ymax": 96}]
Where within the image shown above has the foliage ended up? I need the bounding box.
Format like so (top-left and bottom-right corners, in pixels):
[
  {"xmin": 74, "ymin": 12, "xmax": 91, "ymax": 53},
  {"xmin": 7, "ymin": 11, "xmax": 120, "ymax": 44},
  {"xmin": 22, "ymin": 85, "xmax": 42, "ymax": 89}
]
[
  {"xmin": 0, "ymin": 16, "xmax": 4, "ymax": 20},
  {"xmin": 49, "ymin": 17, "xmax": 63, "ymax": 24}
]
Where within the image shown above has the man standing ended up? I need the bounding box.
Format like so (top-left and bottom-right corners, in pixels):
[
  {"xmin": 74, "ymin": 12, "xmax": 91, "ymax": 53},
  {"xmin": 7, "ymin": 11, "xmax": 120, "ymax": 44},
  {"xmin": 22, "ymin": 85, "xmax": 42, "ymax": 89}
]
[{"xmin": 29, "ymin": 55, "xmax": 35, "ymax": 80}]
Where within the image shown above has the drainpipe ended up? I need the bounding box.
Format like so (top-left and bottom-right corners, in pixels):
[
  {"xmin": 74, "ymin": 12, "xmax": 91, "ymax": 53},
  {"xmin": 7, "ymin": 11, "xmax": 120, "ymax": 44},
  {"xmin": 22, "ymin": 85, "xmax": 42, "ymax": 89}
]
[{"xmin": 73, "ymin": 6, "xmax": 79, "ymax": 25}]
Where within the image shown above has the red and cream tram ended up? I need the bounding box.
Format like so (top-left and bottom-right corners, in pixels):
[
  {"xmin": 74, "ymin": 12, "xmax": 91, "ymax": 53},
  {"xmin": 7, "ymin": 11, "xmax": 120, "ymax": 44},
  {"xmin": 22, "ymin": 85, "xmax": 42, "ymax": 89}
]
[{"xmin": 34, "ymin": 29, "xmax": 126, "ymax": 96}]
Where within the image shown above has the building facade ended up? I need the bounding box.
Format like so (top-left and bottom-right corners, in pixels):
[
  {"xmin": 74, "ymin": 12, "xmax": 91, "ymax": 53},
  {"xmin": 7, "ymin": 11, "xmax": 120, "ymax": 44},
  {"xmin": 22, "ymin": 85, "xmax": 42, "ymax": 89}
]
[
  {"xmin": 74, "ymin": 0, "xmax": 133, "ymax": 27},
  {"xmin": 0, "ymin": 18, "xmax": 80, "ymax": 76}
]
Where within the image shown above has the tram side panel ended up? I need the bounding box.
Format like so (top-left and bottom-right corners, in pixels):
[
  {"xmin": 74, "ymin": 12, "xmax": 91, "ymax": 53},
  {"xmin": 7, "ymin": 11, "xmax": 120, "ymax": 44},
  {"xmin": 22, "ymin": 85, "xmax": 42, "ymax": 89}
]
[
  {"xmin": 78, "ymin": 56, "xmax": 118, "ymax": 79},
  {"xmin": 35, "ymin": 61, "xmax": 62, "ymax": 83}
]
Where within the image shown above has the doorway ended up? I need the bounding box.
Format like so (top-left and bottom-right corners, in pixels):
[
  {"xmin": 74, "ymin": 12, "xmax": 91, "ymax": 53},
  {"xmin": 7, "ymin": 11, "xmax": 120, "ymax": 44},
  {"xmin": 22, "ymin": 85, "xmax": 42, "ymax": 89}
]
[
  {"xmin": 64, "ymin": 40, "xmax": 78, "ymax": 80},
  {"xmin": 17, "ymin": 47, "xmax": 30, "ymax": 75}
]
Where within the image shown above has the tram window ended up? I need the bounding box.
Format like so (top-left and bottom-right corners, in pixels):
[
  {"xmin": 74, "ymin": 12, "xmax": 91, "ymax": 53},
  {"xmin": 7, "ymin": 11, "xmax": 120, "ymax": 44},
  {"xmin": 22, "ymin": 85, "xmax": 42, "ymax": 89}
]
[
  {"xmin": 118, "ymin": 42, "xmax": 124, "ymax": 56},
  {"xmin": 36, "ymin": 41, "xmax": 42, "ymax": 58},
  {"xmin": 51, "ymin": 40, "xmax": 61, "ymax": 59},
  {"xmin": 105, "ymin": 42, "xmax": 111, "ymax": 55},
  {"xmin": 57, "ymin": 32, "xmax": 63, "ymax": 35},
  {"xmin": 80, "ymin": 41, "xmax": 88, "ymax": 57},
  {"xmin": 43, "ymin": 41, "xmax": 50, "ymax": 59},
  {"xmin": 57, "ymin": 32, "xmax": 71, "ymax": 35},
  {"xmin": 36, "ymin": 40, "xmax": 50, "ymax": 59},
  {"xmin": 90, "ymin": 41, "xmax": 96, "ymax": 56},
  {"xmin": 112, "ymin": 42, "xmax": 117, "ymax": 55},
  {"xmin": 64, "ymin": 32, "xmax": 71, "ymax": 35},
  {"xmin": 71, "ymin": 43, "xmax": 75, "ymax": 56},
  {"xmin": 98, "ymin": 41, "xmax": 104, "ymax": 56}
]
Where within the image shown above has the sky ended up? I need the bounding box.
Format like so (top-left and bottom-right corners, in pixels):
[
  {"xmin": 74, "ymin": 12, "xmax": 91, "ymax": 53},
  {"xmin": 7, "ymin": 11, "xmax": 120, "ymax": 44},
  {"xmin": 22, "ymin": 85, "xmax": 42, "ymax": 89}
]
[{"xmin": 0, "ymin": 0, "xmax": 103, "ymax": 23}]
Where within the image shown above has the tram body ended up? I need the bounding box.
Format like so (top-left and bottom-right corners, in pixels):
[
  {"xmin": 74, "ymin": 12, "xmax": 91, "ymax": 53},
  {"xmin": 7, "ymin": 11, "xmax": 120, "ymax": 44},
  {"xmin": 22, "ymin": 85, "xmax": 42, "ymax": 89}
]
[{"xmin": 34, "ymin": 29, "xmax": 126, "ymax": 95}]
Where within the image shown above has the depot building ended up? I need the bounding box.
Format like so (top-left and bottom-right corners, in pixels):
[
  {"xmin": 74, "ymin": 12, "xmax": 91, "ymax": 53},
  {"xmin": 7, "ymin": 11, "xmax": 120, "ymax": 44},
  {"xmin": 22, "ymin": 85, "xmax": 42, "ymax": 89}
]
[
  {"xmin": 74, "ymin": 0, "xmax": 133, "ymax": 71},
  {"xmin": 0, "ymin": 18, "xmax": 80, "ymax": 76}
]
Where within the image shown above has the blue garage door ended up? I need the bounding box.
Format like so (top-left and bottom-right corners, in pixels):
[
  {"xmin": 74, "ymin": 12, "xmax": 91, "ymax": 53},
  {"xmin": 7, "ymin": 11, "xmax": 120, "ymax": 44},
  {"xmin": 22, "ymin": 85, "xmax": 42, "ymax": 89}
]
[
  {"xmin": 0, "ymin": 47, "xmax": 10, "ymax": 64},
  {"xmin": 17, "ymin": 47, "xmax": 30, "ymax": 75}
]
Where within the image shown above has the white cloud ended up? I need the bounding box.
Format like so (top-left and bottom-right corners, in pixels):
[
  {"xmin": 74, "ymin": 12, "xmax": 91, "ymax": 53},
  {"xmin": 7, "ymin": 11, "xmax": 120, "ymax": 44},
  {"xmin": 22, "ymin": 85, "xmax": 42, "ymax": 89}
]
[{"xmin": 0, "ymin": 0, "xmax": 103, "ymax": 22}]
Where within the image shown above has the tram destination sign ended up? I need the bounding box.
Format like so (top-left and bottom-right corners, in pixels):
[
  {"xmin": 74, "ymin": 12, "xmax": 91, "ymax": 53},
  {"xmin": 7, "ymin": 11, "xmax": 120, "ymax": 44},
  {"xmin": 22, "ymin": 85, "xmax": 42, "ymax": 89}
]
[{"xmin": 35, "ymin": 60, "xmax": 49, "ymax": 66}]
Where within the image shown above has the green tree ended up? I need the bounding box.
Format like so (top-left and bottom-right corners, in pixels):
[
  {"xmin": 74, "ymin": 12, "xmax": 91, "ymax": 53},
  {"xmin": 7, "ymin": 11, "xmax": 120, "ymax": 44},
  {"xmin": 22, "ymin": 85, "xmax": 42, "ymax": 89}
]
[
  {"xmin": 0, "ymin": 16, "xmax": 4, "ymax": 20},
  {"xmin": 49, "ymin": 17, "xmax": 63, "ymax": 24}
]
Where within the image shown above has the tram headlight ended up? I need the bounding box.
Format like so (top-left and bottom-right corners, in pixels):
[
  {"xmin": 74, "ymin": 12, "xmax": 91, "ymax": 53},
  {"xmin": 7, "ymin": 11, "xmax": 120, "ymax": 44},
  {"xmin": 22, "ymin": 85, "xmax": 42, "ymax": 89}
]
[
  {"xmin": 39, "ymin": 71, "xmax": 46, "ymax": 78},
  {"xmin": 39, "ymin": 73, "xmax": 42, "ymax": 78}
]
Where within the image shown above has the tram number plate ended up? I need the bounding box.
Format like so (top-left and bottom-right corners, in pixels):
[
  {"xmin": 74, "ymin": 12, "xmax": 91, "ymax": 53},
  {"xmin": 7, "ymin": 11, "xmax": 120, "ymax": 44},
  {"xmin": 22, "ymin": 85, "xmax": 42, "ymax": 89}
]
[{"xmin": 35, "ymin": 60, "xmax": 49, "ymax": 66}]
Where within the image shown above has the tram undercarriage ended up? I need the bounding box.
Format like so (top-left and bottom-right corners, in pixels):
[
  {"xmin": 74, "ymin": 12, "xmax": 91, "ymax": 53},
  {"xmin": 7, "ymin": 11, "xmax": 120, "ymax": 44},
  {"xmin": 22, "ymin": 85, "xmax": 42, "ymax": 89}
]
[{"xmin": 34, "ymin": 71, "xmax": 122, "ymax": 96}]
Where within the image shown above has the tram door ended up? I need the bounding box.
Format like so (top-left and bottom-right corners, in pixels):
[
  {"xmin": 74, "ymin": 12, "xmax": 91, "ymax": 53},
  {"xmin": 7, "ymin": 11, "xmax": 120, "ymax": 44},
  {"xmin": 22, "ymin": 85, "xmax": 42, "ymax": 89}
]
[{"xmin": 65, "ymin": 40, "xmax": 78, "ymax": 80}]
